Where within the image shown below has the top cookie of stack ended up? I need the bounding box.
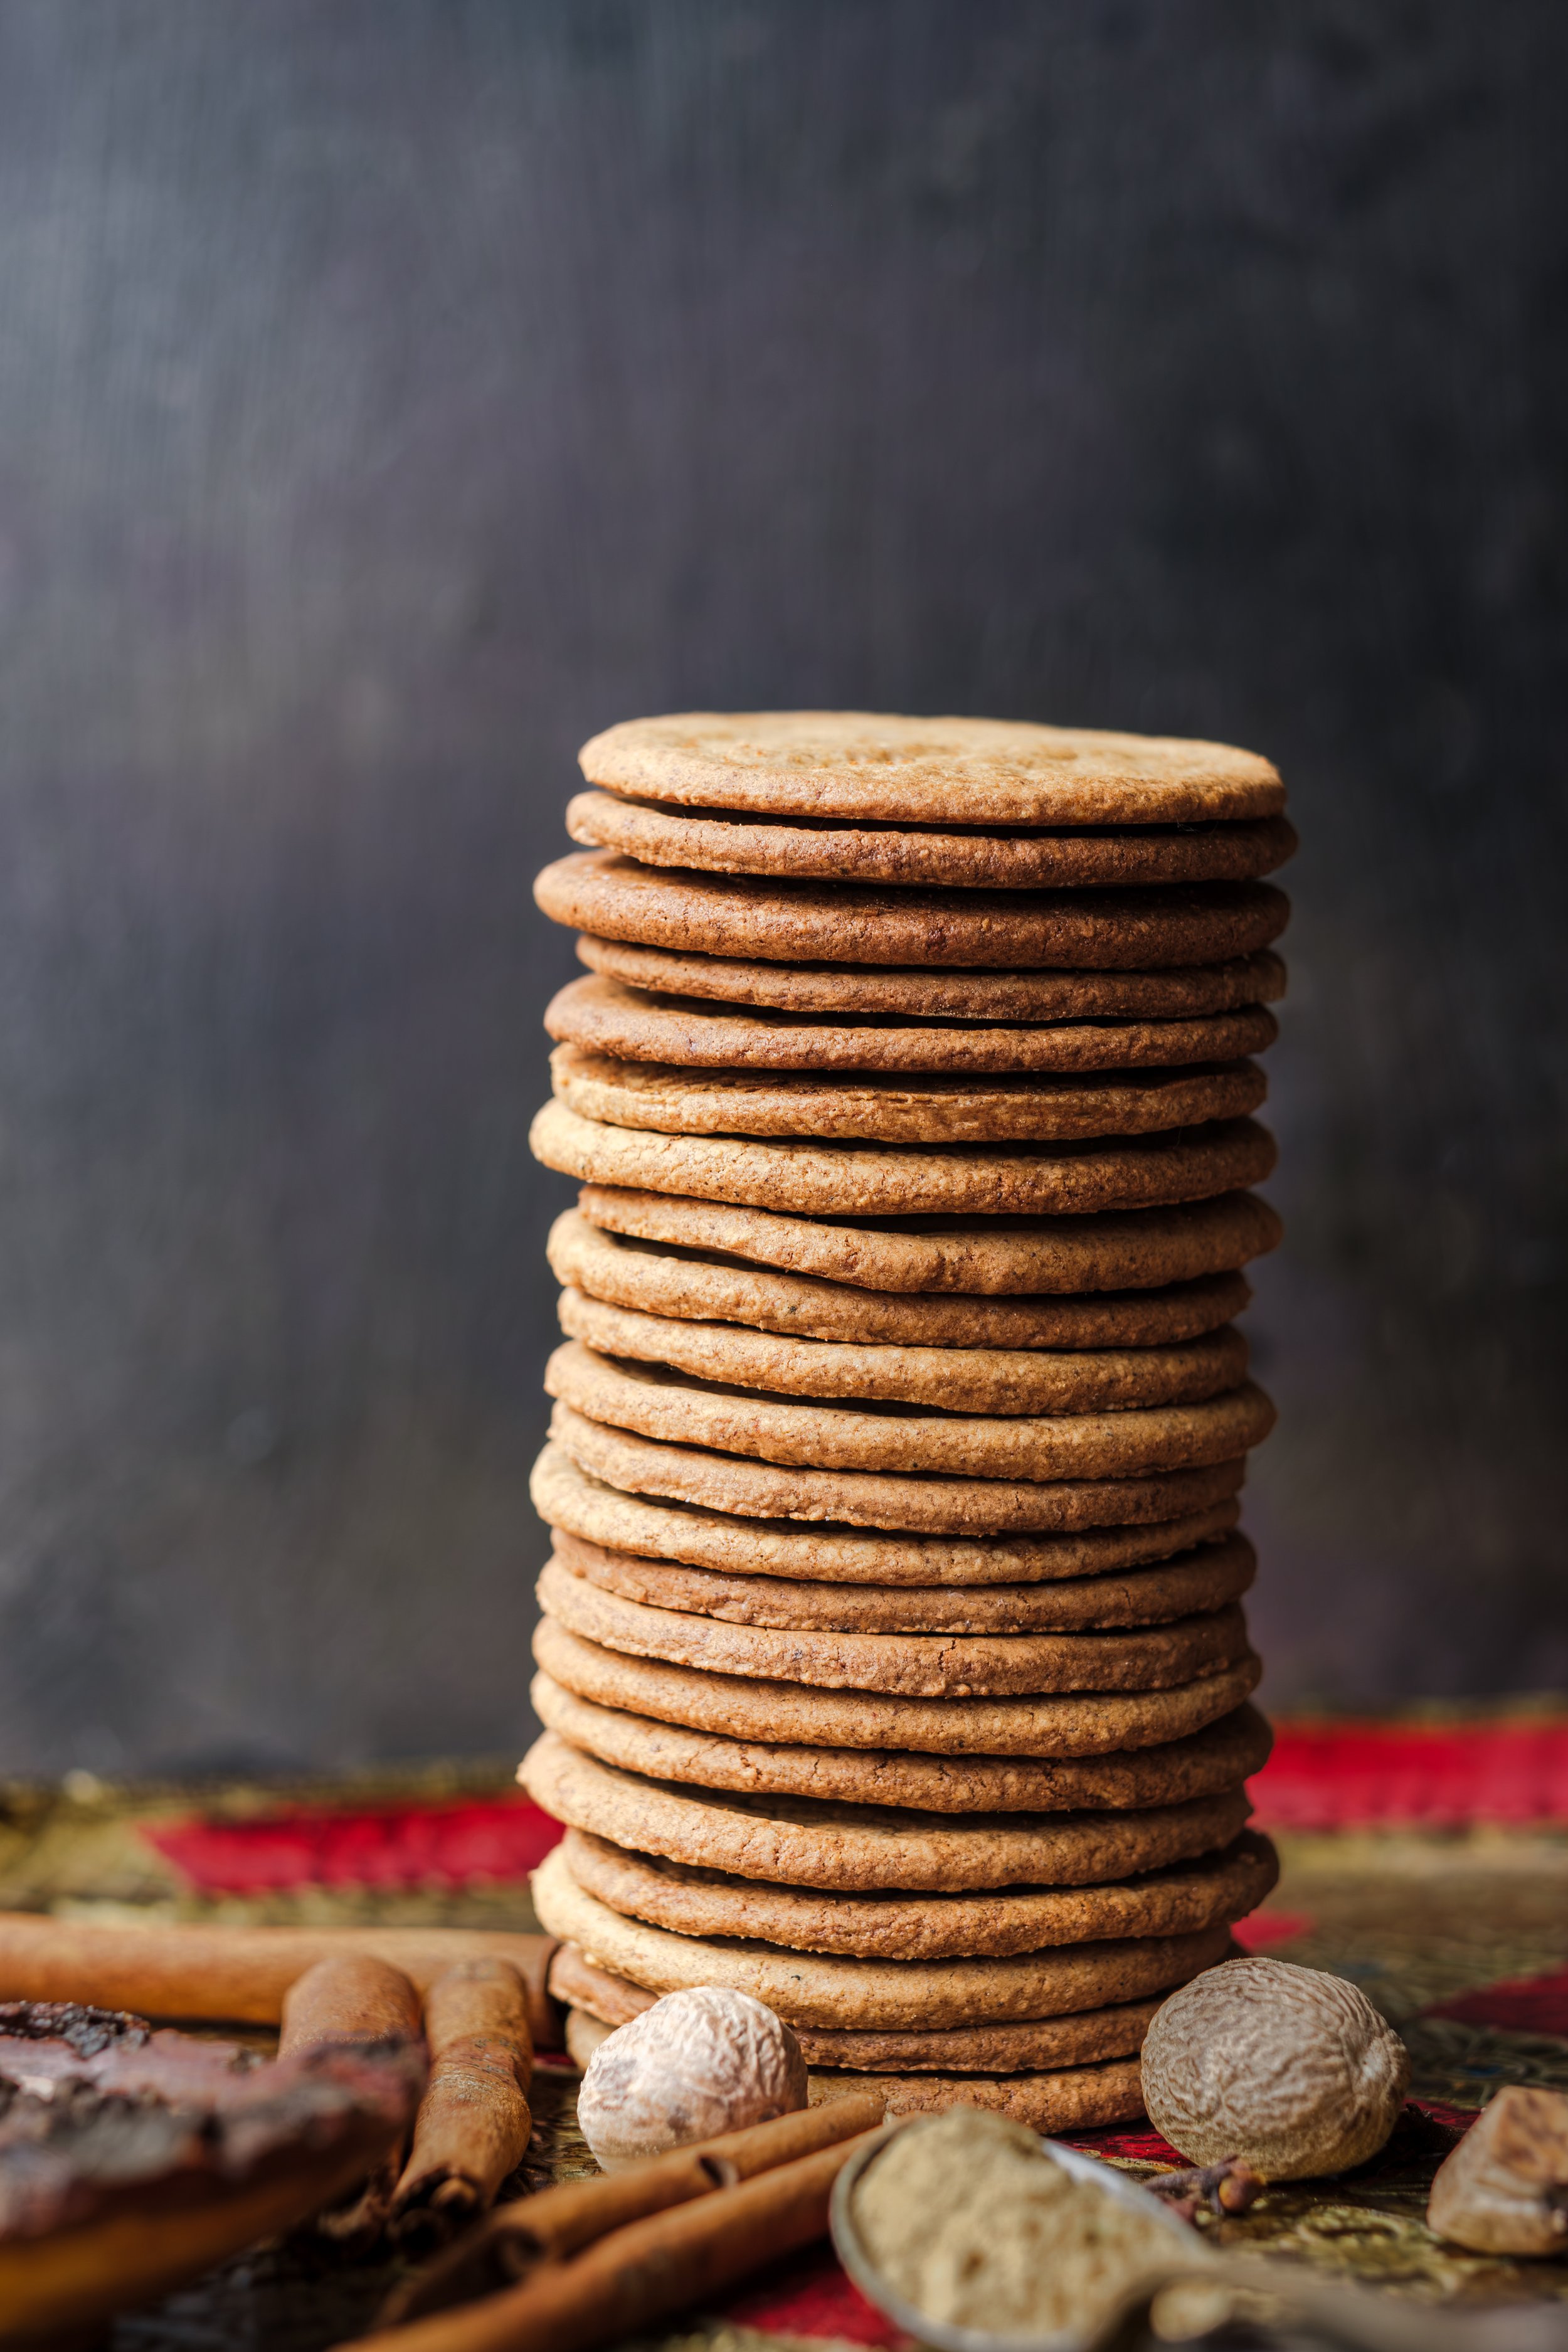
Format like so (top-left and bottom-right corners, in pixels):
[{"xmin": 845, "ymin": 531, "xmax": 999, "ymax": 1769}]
[{"xmin": 526, "ymin": 711, "xmax": 1290, "ymax": 2132}]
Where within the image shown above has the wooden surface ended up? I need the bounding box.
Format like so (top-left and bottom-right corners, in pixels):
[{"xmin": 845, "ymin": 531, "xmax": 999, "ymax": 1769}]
[{"xmin": 0, "ymin": 3, "xmax": 1564, "ymax": 1774}]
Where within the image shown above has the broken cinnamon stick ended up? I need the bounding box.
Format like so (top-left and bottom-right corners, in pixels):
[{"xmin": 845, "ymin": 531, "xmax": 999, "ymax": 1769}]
[
  {"xmin": 382, "ymin": 2089, "xmax": 884, "ymax": 2324},
  {"xmin": 0, "ymin": 1912, "xmax": 559, "ymax": 2045},
  {"xmin": 347, "ymin": 2120, "xmax": 883, "ymax": 2352},
  {"xmin": 391, "ymin": 1960, "xmax": 534, "ymax": 2232}
]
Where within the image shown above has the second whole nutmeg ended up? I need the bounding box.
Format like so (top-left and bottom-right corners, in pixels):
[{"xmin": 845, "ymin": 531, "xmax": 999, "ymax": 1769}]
[
  {"xmin": 1141, "ymin": 1957, "xmax": 1409, "ymax": 2180},
  {"xmin": 575, "ymin": 1984, "xmax": 808, "ymax": 2170}
]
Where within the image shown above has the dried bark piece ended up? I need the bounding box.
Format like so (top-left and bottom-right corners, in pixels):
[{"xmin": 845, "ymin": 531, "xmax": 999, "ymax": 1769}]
[
  {"xmin": 1427, "ymin": 2085, "xmax": 1568, "ymax": 2256},
  {"xmin": 0, "ymin": 2044, "xmax": 420, "ymax": 2340}
]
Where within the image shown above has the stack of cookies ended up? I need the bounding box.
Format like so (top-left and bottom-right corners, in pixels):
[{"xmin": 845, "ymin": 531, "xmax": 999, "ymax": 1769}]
[{"xmin": 522, "ymin": 712, "xmax": 1292, "ymax": 2130}]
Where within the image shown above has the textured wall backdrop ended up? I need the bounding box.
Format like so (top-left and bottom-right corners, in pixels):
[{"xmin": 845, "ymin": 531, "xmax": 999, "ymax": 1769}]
[{"xmin": 0, "ymin": 0, "xmax": 1564, "ymax": 1776}]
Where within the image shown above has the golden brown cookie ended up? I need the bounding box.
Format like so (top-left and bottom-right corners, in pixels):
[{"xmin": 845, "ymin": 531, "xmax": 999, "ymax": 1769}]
[
  {"xmin": 549, "ymin": 1942, "xmax": 1169, "ymax": 2072},
  {"xmin": 578, "ymin": 934, "xmax": 1288, "ymax": 1020},
  {"xmin": 546, "ymin": 973, "xmax": 1279, "ymax": 1076},
  {"xmin": 556, "ymin": 1289, "xmax": 1249, "ymax": 1416},
  {"xmin": 546, "ymin": 1345, "xmax": 1275, "ymax": 1483},
  {"xmin": 809, "ymin": 2063, "xmax": 1145, "ymax": 2124},
  {"xmin": 531, "ymin": 1842, "xmax": 1239, "ymax": 2026},
  {"xmin": 536, "ymin": 855, "xmax": 1290, "ymax": 972},
  {"xmin": 549, "ymin": 1403, "xmax": 1249, "ymax": 1535},
  {"xmin": 532, "ymin": 1618, "xmax": 1263, "ymax": 1754},
  {"xmin": 546, "ymin": 1527, "xmax": 1256, "ymax": 1633},
  {"xmin": 575, "ymin": 1185, "xmax": 1280, "ymax": 1296},
  {"xmin": 561, "ymin": 1824, "xmax": 1276, "ymax": 1959},
  {"xmin": 535, "ymin": 1557, "xmax": 1250, "ymax": 1697},
  {"xmin": 532, "ymin": 1444, "xmax": 1242, "ymax": 1583},
  {"xmin": 521, "ymin": 1733, "xmax": 1251, "ymax": 1892},
  {"xmin": 576, "ymin": 712, "xmax": 1285, "ymax": 827},
  {"xmin": 551, "ymin": 1042, "xmax": 1268, "ymax": 1147},
  {"xmin": 531, "ymin": 1677, "xmax": 1274, "ymax": 1811},
  {"xmin": 548, "ymin": 1211, "xmax": 1253, "ymax": 1347},
  {"xmin": 532, "ymin": 1102, "xmax": 1276, "ymax": 1221},
  {"xmin": 566, "ymin": 789, "xmax": 1297, "ymax": 891}
]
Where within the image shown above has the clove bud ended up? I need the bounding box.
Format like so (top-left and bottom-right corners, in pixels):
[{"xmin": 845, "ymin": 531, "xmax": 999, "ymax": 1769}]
[{"xmin": 1145, "ymin": 2154, "xmax": 1264, "ymax": 2225}]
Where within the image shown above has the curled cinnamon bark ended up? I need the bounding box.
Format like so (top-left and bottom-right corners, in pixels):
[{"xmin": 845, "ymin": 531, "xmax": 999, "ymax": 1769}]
[
  {"xmin": 351, "ymin": 2119, "xmax": 882, "ymax": 2352},
  {"xmin": 391, "ymin": 1961, "xmax": 534, "ymax": 2232},
  {"xmin": 280, "ymin": 1956, "xmax": 426, "ymax": 2057},
  {"xmin": 382, "ymin": 2092, "xmax": 884, "ymax": 2326},
  {"xmin": 278, "ymin": 1957, "xmax": 426, "ymax": 2249},
  {"xmin": 0, "ymin": 1912, "xmax": 559, "ymax": 2047}
]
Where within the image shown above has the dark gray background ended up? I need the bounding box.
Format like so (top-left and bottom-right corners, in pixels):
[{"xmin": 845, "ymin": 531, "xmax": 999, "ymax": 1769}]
[{"xmin": 0, "ymin": 0, "xmax": 1563, "ymax": 1778}]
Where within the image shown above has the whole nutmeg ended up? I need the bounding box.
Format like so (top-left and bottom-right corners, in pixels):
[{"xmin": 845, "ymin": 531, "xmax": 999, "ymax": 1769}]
[
  {"xmin": 576, "ymin": 1985, "xmax": 808, "ymax": 2170},
  {"xmin": 1142, "ymin": 1957, "xmax": 1409, "ymax": 2180}
]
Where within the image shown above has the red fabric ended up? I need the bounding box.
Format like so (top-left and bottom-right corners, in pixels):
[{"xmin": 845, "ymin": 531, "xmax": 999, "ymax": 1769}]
[
  {"xmin": 1424, "ymin": 1968, "xmax": 1568, "ymax": 2036},
  {"xmin": 1248, "ymin": 1717, "xmax": 1568, "ymax": 1829},
  {"xmin": 146, "ymin": 1797, "xmax": 565, "ymax": 1893},
  {"xmin": 1232, "ymin": 1907, "xmax": 1315, "ymax": 1949},
  {"xmin": 726, "ymin": 2244, "xmax": 906, "ymax": 2347},
  {"xmin": 142, "ymin": 1715, "xmax": 1568, "ymax": 1896}
]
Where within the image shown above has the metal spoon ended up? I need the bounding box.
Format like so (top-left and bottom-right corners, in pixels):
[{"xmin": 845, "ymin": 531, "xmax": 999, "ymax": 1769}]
[{"xmin": 829, "ymin": 2121, "xmax": 1565, "ymax": 2352}]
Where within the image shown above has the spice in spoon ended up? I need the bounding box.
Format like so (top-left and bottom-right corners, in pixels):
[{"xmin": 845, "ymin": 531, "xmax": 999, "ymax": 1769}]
[{"xmin": 852, "ymin": 2108, "xmax": 1185, "ymax": 2339}]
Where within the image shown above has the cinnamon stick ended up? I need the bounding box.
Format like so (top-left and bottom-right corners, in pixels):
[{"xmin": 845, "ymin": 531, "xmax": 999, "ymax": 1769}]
[
  {"xmin": 0, "ymin": 1912, "xmax": 559, "ymax": 2045},
  {"xmin": 391, "ymin": 1961, "xmax": 534, "ymax": 2231},
  {"xmin": 280, "ymin": 1955, "xmax": 426, "ymax": 2057},
  {"xmin": 383, "ymin": 2090, "xmax": 884, "ymax": 2324},
  {"xmin": 277, "ymin": 1957, "xmax": 427, "ymax": 2249},
  {"xmin": 346, "ymin": 2121, "xmax": 883, "ymax": 2352}
]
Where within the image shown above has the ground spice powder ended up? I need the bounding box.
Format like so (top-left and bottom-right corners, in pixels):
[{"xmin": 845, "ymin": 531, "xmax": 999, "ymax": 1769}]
[{"xmin": 852, "ymin": 2108, "xmax": 1184, "ymax": 2338}]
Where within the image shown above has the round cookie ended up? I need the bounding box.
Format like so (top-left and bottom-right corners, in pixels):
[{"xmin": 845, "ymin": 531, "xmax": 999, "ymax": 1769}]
[
  {"xmin": 549, "ymin": 1403, "xmax": 1250, "ymax": 1535},
  {"xmin": 532, "ymin": 1618, "xmax": 1263, "ymax": 1754},
  {"xmin": 536, "ymin": 854, "xmax": 1290, "ymax": 972},
  {"xmin": 531, "ymin": 1678, "xmax": 1274, "ymax": 1811},
  {"xmin": 531, "ymin": 1102, "xmax": 1277, "ymax": 1221},
  {"xmin": 575, "ymin": 1185, "xmax": 1281, "ymax": 1297},
  {"xmin": 547, "ymin": 973, "xmax": 1280, "ymax": 1076},
  {"xmin": 808, "ymin": 2064, "xmax": 1144, "ymax": 2126},
  {"xmin": 566, "ymin": 1993, "xmax": 1148, "ymax": 2116},
  {"xmin": 532, "ymin": 1444, "xmax": 1244, "ymax": 1584},
  {"xmin": 579, "ymin": 934, "xmax": 1289, "ymax": 1020},
  {"xmin": 535, "ymin": 1559, "xmax": 1250, "ymax": 1697},
  {"xmin": 576, "ymin": 712, "xmax": 1286, "ymax": 827},
  {"xmin": 566, "ymin": 789, "xmax": 1298, "ymax": 891},
  {"xmin": 551, "ymin": 1042, "xmax": 1268, "ymax": 1147},
  {"xmin": 546, "ymin": 1527, "xmax": 1257, "ymax": 1632},
  {"xmin": 548, "ymin": 1211, "xmax": 1253, "ymax": 1348},
  {"xmin": 531, "ymin": 1842, "xmax": 1245, "ymax": 2027},
  {"xmin": 557, "ymin": 1290, "xmax": 1250, "ymax": 1417},
  {"xmin": 522, "ymin": 1734, "xmax": 1252, "ymax": 1893},
  {"xmin": 546, "ymin": 1344, "xmax": 1276, "ymax": 1482},
  {"xmin": 562, "ymin": 1825, "xmax": 1275, "ymax": 1959},
  {"xmin": 549, "ymin": 1944, "xmax": 1170, "ymax": 2073}
]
